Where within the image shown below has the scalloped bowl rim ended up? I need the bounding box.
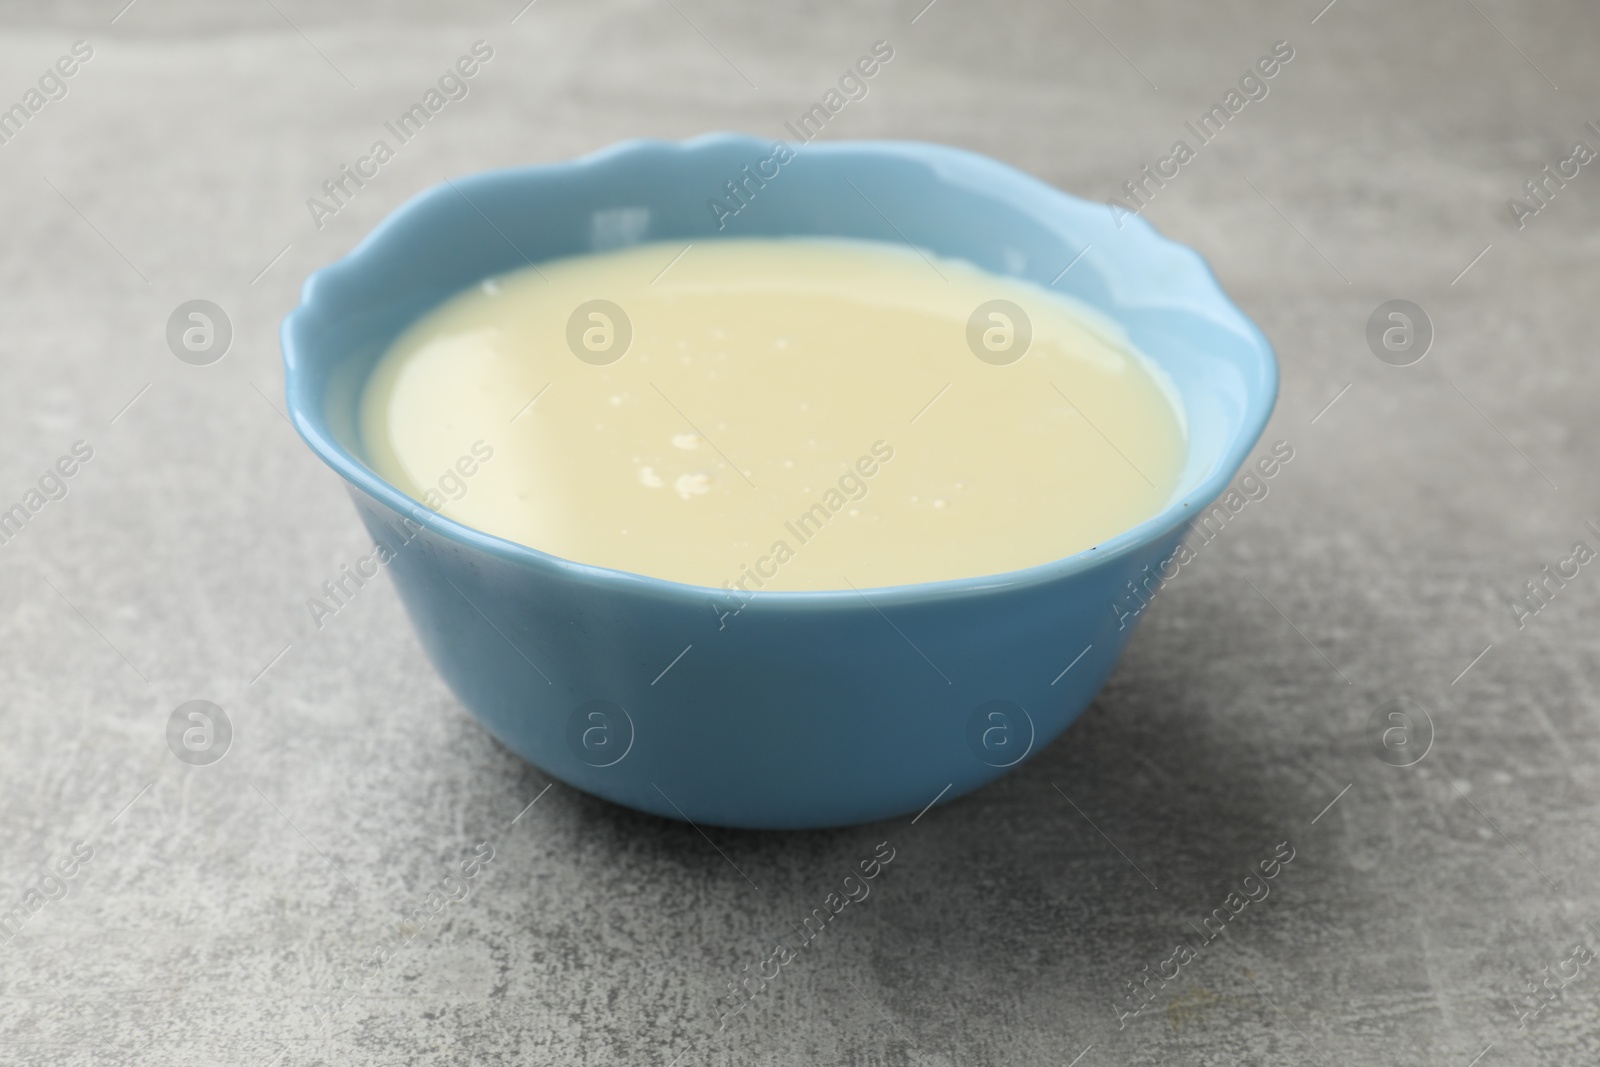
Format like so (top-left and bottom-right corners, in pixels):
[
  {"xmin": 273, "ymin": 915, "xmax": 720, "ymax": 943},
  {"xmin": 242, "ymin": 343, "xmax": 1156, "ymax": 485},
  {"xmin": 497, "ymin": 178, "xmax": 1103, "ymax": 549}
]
[{"xmin": 282, "ymin": 133, "xmax": 1279, "ymax": 609}]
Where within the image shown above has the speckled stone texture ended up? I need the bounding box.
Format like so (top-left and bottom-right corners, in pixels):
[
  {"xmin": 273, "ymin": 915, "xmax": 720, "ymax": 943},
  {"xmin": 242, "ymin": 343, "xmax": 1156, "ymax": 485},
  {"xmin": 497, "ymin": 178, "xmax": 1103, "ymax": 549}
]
[{"xmin": 1, "ymin": 1, "xmax": 1597, "ymax": 1064}]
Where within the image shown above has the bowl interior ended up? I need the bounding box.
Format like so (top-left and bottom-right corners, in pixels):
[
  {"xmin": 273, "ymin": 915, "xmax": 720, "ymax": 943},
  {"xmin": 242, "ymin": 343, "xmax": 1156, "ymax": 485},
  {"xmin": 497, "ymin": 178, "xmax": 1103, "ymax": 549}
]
[{"xmin": 284, "ymin": 134, "xmax": 1277, "ymax": 588}]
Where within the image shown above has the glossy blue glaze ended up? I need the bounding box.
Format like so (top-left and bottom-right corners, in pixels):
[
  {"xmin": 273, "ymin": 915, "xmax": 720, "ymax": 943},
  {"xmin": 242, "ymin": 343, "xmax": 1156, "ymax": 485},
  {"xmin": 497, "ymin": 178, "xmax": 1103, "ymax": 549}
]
[{"xmin": 281, "ymin": 134, "xmax": 1278, "ymax": 829}]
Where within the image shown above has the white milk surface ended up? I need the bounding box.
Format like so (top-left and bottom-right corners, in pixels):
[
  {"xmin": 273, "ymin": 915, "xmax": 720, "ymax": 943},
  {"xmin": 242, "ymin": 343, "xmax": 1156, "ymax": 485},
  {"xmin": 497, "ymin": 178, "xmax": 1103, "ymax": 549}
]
[{"xmin": 361, "ymin": 237, "xmax": 1186, "ymax": 591}]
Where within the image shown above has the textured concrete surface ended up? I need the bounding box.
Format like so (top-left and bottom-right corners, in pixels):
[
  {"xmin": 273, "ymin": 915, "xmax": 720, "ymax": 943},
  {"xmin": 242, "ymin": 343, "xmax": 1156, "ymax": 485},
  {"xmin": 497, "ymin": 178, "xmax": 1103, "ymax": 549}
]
[{"xmin": 2, "ymin": 1, "xmax": 1598, "ymax": 1064}]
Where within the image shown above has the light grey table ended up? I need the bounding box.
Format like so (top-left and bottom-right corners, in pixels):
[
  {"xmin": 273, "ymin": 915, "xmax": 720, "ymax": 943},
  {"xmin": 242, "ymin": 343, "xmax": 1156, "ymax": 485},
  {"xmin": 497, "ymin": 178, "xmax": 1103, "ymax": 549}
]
[{"xmin": 2, "ymin": 1, "xmax": 1597, "ymax": 1064}]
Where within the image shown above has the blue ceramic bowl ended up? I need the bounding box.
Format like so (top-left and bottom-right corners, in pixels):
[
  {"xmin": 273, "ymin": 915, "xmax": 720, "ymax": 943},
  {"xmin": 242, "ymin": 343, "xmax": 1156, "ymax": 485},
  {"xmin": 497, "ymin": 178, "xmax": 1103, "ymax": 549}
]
[{"xmin": 282, "ymin": 134, "xmax": 1277, "ymax": 830}]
